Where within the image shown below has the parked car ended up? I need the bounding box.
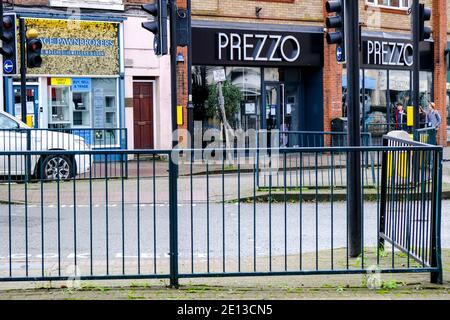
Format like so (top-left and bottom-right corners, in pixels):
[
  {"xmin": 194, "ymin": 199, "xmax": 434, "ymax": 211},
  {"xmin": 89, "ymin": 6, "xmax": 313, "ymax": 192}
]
[{"xmin": 0, "ymin": 110, "xmax": 91, "ymax": 180}]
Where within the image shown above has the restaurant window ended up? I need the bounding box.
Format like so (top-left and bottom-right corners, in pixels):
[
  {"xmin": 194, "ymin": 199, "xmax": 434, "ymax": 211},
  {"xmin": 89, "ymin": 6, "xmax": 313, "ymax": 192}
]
[
  {"xmin": 226, "ymin": 67, "xmax": 262, "ymax": 131},
  {"xmin": 363, "ymin": 69, "xmax": 388, "ymax": 140},
  {"xmin": 192, "ymin": 66, "xmax": 262, "ymax": 133}
]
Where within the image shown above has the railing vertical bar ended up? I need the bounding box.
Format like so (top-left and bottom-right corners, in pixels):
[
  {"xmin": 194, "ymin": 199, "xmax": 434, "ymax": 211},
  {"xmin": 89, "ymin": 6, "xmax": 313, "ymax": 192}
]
[
  {"xmin": 315, "ymin": 152, "xmax": 318, "ymax": 270},
  {"xmin": 24, "ymin": 158, "xmax": 28, "ymax": 277},
  {"xmin": 283, "ymin": 152, "xmax": 287, "ymax": 271},
  {"xmin": 299, "ymin": 151, "xmax": 303, "ymax": 270},
  {"xmin": 73, "ymin": 157, "xmax": 78, "ymax": 272},
  {"xmin": 89, "ymin": 154, "xmax": 93, "ymax": 276},
  {"xmin": 105, "ymin": 154, "xmax": 109, "ymax": 275},
  {"xmin": 405, "ymin": 149, "xmax": 412, "ymax": 268},
  {"xmin": 190, "ymin": 158, "xmax": 194, "ymax": 274},
  {"xmin": 253, "ymin": 158, "xmax": 257, "ymax": 272},
  {"xmin": 238, "ymin": 160, "xmax": 241, "ymax": 273},
  {"xmin": 269, "ymin": 153, "xmax": 272, "ymax": 272},
  {"xmin": 346, "ymin": 151, "xmax": 349, "ymax": 270},
  {"xmin": 40, "ymin": 159, "xmax": 44, "ymax": 277},
  {"xmin": 121, "ymin": 155, "xmax": 125, "ymax": 275},
  {"xmin": 331, "ymin": 151, "xmax": 334, "ymax": 270},
  {"xmin": 137, "ymin": 154, "xmax": 141, "ymax": 275},
  {"xmin": 222, "ymin": 160, "xmax": 225, "ymax": 273},
  {"xmin": 57, "ymin": 156, "xmax": 61, "ymax": 276},
  {"xmin": 206, "ymin": 161, "xmax": 210, "ymax": 274},
  {"xmin": 153, "ymin": 155, "xmax": 157, "ymax": 274},
  {"xmin": 8, "ymin": 156, "xmax": 12, "ymax": 277}
]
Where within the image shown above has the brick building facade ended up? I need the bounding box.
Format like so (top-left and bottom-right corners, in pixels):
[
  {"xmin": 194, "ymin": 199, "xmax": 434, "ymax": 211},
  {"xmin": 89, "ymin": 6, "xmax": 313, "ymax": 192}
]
[{"xmin": 176, "ymin": 0, "xmax": 449, "ymax": 146}]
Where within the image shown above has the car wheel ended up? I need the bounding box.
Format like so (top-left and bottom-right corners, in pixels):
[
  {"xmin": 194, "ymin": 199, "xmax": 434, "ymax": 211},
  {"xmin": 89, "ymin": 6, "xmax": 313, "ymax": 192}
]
[{"xmin": 41, "ymin": 155, "xmax": 74, "ymax": 180}]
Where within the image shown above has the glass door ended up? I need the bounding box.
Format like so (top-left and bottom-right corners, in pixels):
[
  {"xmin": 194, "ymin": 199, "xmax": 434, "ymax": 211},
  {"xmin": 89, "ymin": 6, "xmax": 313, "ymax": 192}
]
[
  {"xmin": 13, "ymin": 86, "xmax": 39, "ymax": 128},
  {"xmin": 265, "ymin": 83, "xmax": 281, "ymax": 131}
]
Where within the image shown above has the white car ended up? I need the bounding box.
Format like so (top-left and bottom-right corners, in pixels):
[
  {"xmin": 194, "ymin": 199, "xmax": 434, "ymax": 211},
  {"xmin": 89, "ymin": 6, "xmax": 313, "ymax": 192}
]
[{"xmin": 0, "ymin": 110, "xmax": 91, "ymax": 180}]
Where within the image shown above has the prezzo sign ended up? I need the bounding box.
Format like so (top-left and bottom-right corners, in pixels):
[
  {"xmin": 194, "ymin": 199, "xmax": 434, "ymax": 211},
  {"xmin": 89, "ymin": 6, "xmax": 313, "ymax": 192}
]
[
  {"xmin": 362, "ymin": 37, "xmax": 414, "ymax": 69},
  {"xmin": 192, "ymin": 27, "xmax": 323, "ymax": 67},
  {"xmin": 217, "ymin": 33, "xmax": 301, "ymax": 63}
]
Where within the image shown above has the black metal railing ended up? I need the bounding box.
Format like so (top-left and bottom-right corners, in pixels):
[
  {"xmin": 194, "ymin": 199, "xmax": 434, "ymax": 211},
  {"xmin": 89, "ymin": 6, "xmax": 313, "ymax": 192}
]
[
  {"xmin": 0, "ymin": 139, "xmax": 442, "ymax": 285},
  {"xmin": 257, "ymin": 131, "xmax": 375, "ymax": 188}
]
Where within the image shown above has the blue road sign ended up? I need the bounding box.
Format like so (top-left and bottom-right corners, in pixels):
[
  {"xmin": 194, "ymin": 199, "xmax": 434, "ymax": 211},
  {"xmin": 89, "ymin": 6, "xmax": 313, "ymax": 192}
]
[
  {"xmin": 336, "ymin": 46, "xmax": 343, "ymax": 62},
  {"xmin": 3, "ymin": 60, "xmax": 14, "ymax": 74}
]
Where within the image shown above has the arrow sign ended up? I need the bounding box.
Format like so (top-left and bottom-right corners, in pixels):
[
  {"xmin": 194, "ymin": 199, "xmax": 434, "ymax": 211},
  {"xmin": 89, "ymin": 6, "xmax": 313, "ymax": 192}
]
[{"xmin": 3, "ymin": 60, "xmax": 14, "ymax": 74}]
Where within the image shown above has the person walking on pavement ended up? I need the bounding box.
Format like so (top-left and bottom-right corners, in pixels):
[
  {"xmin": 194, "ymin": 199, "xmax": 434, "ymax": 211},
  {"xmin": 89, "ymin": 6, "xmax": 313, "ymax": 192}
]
[
  {"xmin": 427, "ymin": 101, "xmax": 442, "ymax": 131},
  {"xmin": 394, "ymin": 102, "xmax": 406, "ymax": 130}
]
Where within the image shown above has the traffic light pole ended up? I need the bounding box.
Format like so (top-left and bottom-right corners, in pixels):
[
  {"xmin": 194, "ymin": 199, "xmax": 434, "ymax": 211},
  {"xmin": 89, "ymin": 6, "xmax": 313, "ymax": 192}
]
[
  {"xmin": 412, "ymin": 0, "xmax": 420, "ymax": 131},
  {"xmin": 168, "ymin": 0, "xmax": 179, "ymax": 289},
  {"xmin": 19, "ymin": 18, "xmax": 27, "ymax": 124},
  {"xmin": 345, "ymin": 0, "xmax": 362, "ymax": 257}
]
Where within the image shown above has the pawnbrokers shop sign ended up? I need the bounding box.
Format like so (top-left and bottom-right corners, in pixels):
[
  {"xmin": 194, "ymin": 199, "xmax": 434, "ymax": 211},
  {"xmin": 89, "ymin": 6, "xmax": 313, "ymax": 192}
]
[
  {"xmin": 24, "ymin": 18, "xmax": 119, "ymax": 76},
  {"xmin": 192, "ymin": 27, "xmax": 323, "ymax": 67}
]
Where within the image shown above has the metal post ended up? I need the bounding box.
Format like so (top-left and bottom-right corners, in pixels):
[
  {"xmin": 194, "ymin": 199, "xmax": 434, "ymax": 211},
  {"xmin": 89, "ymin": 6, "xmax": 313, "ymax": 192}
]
[
  {"xmin": 19, "ymin": 18, "xmax": 31, "ymax": 182},
  {"xmin": 430, "ymin": 148, "xmax": 443, "ymax": 284},
  {"xmin": 19, "ymin": 18, "xmax": 27, "ymax": 124},
  {"xmin": 169, "ymin": 0, "xmax": 179, "ymax": 288},
  {"xmin": 345, "ymin": 0, "xmax": 362, "ymax": 257},
  {"xmin": 186, "ymin": 0, "xmax": 194, "ymax": 151},
  {"xmin": 412, "ymin": 0, "xmax": 420, "ymax": 132}
]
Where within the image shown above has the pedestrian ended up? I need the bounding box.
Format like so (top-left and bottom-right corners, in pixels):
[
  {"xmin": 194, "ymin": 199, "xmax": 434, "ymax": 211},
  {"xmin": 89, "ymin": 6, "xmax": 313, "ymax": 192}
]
[
  {"xmin": 427, "ymin": 101, "xmax": 442, "ymax": 130},
  {"xmin": 393, "ymin": 102, "xmax": 406, "ymax": 130},
  {"xmin": 419, "ymin": 107, "xmax": 427, "ymax": 128}
]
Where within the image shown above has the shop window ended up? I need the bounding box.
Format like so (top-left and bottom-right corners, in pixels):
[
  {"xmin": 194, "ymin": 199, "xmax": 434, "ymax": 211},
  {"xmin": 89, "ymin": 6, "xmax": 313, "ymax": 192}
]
[
  {"xmin": 72, "ymin": 91, "xmax": 91, "ymax": 127},
  {"xmin": 363, "ymin": 69, "xmax": 388, "ymax": 140},
  {"xmin": 226, "ymin": 67, "xmax": 262, "ymax": 131},
  {"xmin": 192, "ymin": 66, "xmax": 262, "ymax": 136},
  {"xmin": 92, "ymin": 78, "xmax": 119, "ymax": 146},
  {"xmin": 49, "ymin": 86, "xmax": 71, "ymax": 128}
]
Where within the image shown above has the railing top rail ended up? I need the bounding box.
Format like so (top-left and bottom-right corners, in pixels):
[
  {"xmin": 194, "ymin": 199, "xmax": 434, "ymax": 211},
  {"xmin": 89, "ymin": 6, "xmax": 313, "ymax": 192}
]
[
  {"xmin": 0, "ymin": 145, "xmax": 442, "ymax": 156},
  {"xmin": 0, "ymin": 128, "xmax": 127, "ymax": 131},
  {"xmin": 383, "ymin": 134, "xmax": 434, "ymax": 147},
  {"xmin": 259, "ymin": 130, "xmax": 371, "ymax": 136},
  {"xmin": 415, "ymin": 127, "xmax": 436, "ymax": 133}
]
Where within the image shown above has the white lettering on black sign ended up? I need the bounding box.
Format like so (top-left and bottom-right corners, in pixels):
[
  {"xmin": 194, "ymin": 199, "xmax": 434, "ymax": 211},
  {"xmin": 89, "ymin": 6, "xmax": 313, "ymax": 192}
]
[
  {"xmin": 364, "ymin": 40, "xmax": 413, "ymax": 67},
  {"xmin": 218, "ymin": 33, "xmax": 301, "ymax": 63}
]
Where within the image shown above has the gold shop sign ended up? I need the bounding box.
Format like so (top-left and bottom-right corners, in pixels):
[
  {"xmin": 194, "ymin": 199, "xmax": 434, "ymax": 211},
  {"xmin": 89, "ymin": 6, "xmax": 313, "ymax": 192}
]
[{"xmin": 24, "ymin": 18, "xmax": 119, "ymax": 76}]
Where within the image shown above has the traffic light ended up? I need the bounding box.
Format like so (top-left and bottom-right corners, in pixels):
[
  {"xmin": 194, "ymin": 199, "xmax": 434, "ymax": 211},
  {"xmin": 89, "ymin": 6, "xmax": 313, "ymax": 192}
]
[
  {"xmin": 419, "ymin": 3, "xmax": 432, "ymax": 41},
  {"xmin": 325, "ymin": 0, "xmax": 346, "ymax": 63},
  {"xmin": 26, "ymin": 38, "xmax": 43, "ymax": 68},
  {"xmin": 0, "ymin": 13, "xmax": 18, "ymax": 75},
  {"xmin": 142, "ymin": 0, "xmax": 168, "ymax": 56}
]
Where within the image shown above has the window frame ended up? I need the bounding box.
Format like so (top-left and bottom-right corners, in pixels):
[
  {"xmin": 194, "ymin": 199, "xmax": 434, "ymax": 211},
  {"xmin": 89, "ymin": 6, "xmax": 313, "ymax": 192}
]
[{"xmin": 365, "ymin": 0, "xmax": 411, "ymax": 10}]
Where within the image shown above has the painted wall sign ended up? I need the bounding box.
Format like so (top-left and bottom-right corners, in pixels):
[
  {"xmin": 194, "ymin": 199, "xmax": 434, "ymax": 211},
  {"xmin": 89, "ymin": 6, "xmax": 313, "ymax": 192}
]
[
  {"xmin": 361, "ymin": 36, "xmax": 434, "ymax": 71},
  {"xmin": 192, "ymin": 27, "xmax": 323, "ymax": 67},
  {"xmin": 23, "ymin": 18, "xmax": 120, "ymax": 76}
]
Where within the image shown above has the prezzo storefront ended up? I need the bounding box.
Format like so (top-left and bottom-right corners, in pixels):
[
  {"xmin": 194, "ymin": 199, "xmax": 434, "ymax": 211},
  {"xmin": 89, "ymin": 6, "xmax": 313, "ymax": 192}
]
[
  {"xmin": 346, "ymin": 32, "xmax": 434, "ymax": 139},
  {"xmin": 191, "ymin": 21, "xmax": 324, "ymax": 146},
  {"xmin": 3, "ymin": 16, "xmax": 125, "ymax": 147}
]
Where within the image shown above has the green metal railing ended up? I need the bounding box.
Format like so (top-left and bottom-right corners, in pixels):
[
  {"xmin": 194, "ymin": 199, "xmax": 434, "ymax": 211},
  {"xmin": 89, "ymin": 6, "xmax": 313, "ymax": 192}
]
[{"xmin": 0, "ymin": 137, "xmax": 443, "ymax": 286}]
